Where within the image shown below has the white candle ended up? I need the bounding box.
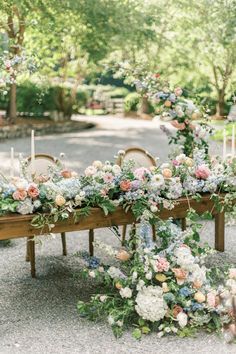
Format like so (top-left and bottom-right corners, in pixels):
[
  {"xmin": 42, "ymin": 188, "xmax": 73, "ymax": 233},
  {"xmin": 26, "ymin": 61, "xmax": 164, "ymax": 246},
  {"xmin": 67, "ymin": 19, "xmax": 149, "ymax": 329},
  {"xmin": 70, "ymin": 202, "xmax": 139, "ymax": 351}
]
[
  {"xmin": 223, "ymin": 128, "xmax": 227, "ymax": 160},
  {"xmin": 232, "ymin": 124, "xmax": 235, "ymax": 157},
  {"xmin": 31, "ymin": 130, "xmax": 35, "ymax": 176},
  {"xmin": 10, "ymin": 147, "xmax": 14, "ymax": 177}
]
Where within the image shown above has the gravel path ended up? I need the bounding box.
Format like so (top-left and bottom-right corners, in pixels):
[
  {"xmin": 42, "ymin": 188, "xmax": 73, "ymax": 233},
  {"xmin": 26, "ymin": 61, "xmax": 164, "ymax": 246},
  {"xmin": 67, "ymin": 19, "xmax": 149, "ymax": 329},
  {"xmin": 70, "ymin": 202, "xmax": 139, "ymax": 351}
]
[{"xmin": 0, "ymin": 115, "xmax": 235, "ymax": 354}]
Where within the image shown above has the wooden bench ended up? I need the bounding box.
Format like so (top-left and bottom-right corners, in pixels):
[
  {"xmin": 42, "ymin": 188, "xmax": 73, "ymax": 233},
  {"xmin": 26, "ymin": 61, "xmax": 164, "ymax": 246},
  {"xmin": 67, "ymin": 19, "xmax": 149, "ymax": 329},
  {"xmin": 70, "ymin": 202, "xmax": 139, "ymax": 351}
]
[{"xmin": 0, "ymin": 194, "xmax": 226, "ymax": 278}]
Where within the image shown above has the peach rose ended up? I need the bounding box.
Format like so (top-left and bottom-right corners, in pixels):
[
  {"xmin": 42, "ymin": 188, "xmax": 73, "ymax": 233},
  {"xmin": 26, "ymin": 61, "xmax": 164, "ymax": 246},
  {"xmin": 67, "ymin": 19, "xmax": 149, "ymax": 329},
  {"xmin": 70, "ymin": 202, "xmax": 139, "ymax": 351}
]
[
  {"xmin": 164, "ymin": 100, "xmax": 172, "ymax": 107},
  {"xmin": 194, "ymin": 291, "xmax": 206, "ymax": 303},
  {"xmin": 115, "ymin": 282, "xmax": 122, "ymax": 290},
  {"xmin": 120, "ymin": 180, "xmax": 132, "ymax": 192},
  {"xmin": 162, "ymin": 282, "xmax": 169, "ymax": 293},
  {"xmin": 61, "ymin": 169, "xmax": 72, "ymax": 178},
  {"xmin": 195, "ymin": 165, "xmax": 211, "ymax": 180},
  {"xmin": 172, "ymin": 268, "xmax": 188, "ymax": 285},
  {"xmin": 185, "ymin": 157, "xmax": 194, "ymax": 167},
  {"xmin": 193, "ymin": 280, "xmax": 203, "ymax": 289},
  {"xmin": 28, "ymin": 184, "xmax": 40, "ymax": 198},
  {"xmin": 172, "ymin": 305, "xmax": 183, "ymax": 318},
  {"xmin": 13, "ymin": 189, "xmax": 27, "ymax": 201},
  {"xmin": 35, "ymin": 175, "xmax": 49, "ymax": 183},
  {"xmin": 55, "ymin": 195, "xmax": 66, "ymax": 206},
  {"xmin": 116, "ymin": 250, "xmax": 131, "ymax": 262},
  {"xmin": 174, "ymin": 87, "xmax": 183, "ymax": 97},
  {"xmin": 162, "ymin": 168, "xmax": 172, "ymax": 179}
]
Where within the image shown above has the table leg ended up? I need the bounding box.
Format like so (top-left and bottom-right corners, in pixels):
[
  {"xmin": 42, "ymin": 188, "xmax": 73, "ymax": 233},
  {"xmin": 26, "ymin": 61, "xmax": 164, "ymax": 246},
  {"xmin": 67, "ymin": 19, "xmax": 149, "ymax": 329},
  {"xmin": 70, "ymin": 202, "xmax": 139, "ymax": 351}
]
[
  {"xmin": 29, "ymin": 236, "xmax": 36, "ymax": 278},
  {"xmin": 152, "ymin": 225, "xmax": 156, "ymax": 241},
  {"xmin": 61, "ymin": 232, "xmax": 67, "ymax": 256},
  {"xmin": 215, "ymin": 212, "xmax": 225, "ymax": 252},
  {"xmin": 181, "ymin": 218, "xmax": 187, "ymax": 231},
  {"xmin": 122, "ymin": 225, "xmax": 127, "ymax": 245},
  {"xmin": 89, "ymin": 229, "xmax": 94, "ymax": 256},
  {"xmin": 26, "ymin": 237, "xmax": 30, "ymax": 262}
]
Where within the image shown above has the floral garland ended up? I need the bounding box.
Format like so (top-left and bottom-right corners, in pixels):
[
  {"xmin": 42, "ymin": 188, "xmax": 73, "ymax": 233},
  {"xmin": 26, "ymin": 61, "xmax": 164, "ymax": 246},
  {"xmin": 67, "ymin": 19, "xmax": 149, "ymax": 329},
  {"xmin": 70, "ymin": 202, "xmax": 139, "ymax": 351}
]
[
  {"xmin": 78, "ymin": 220, "xmax": 236, "ymax": 340},
  {"xmin": 114, "ymin": 62, "xmax": 212, "ymax": 157}
]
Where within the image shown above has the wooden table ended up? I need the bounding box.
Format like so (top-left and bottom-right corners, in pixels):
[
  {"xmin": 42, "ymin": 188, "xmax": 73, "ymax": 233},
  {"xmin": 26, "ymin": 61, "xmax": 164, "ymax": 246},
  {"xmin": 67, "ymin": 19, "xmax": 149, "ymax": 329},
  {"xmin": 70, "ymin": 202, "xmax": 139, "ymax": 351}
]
[{"xmin": 0, "ymin": 195, "xmax": 225, "ymax": 277}]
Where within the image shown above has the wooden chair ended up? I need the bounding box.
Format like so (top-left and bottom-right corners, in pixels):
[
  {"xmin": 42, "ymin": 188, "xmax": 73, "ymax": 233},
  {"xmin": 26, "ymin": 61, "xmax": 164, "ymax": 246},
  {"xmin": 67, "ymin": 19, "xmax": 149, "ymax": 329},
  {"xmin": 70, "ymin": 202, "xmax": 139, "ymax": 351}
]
[
  {"xmin": 117, "ymin": 147, "xmax": 157, "ymax": 244},
  {"xmin": 25, "ymin": 154, "xmax": 67, "ymax": 273}
]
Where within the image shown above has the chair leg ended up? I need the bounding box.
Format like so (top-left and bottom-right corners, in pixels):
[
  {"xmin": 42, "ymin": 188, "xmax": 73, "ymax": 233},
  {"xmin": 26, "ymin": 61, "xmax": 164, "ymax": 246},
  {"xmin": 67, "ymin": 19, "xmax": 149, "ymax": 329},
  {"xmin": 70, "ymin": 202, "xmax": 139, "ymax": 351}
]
[
  {"xmin": 29, "ymin": 237, "xmax": 36, "ymax": 278},
  {"xmin": 152, "ymin": 224, "xmax": 156, "ymax": 242},
  {"xmin": 181, "ymin": 218, "xmax": 187, "ymax": 231},
  {"xmin": 89, "ymin": 229, "xmax": 94, "ymax": 256},
  {"xmin": 26, "ymin": 237, "xmax": 30, "ymax": 262},
  {"xmin": 61, "ymin": 232, "xmax": 67, "ymax": 256},
  {"xmin": 122, "ymin": 225, "xmax": 127, "ymax": 246}
]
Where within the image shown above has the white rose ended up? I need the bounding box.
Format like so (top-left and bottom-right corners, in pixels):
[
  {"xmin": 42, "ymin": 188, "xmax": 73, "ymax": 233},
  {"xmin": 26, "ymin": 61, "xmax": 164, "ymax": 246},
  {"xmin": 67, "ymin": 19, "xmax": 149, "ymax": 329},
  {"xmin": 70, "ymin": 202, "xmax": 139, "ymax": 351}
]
[
  {"xmin": 145, "ymin": 272, "xmax": 153, "ymax": 280},
  {"xmin": 89, "ymin": 270, "xmax": 96, "ymax": 278},
  {"xmin": 100, "ymin": 295, "xmax": 107, "ymax": 302},
  {"xmin": 92, "ymin": 160, "xmax": 103, "ymax": 169},
  {"xmin": 85, "ymin": 166, "xmax": 97, "ymax": 176},
  {"xmin": 150, "ymin": 205, "xmax": 158, "ymax": 213},
  {"xmin": 119, "ymin": 287, "xmax": 132, "ymax": 298},
  {"xmin": 108, "ymin": 315, "xmax": 115, "ymax": 325},
  {"xmin": 112, "ymin": 164, "xmax": 121, "ymax": 175},
  {"xmin": 177, "ymin": 312, "xmax": 188, "ymax": 328}
]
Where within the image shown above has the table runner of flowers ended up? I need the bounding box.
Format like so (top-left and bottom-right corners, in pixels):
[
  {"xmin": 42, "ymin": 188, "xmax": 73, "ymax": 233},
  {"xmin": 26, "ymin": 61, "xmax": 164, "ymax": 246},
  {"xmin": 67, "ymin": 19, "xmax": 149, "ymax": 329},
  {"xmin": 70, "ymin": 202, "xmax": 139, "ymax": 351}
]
[{"xmin": 1, "ymin": 148, "xmax": 236, "ymax": 341}]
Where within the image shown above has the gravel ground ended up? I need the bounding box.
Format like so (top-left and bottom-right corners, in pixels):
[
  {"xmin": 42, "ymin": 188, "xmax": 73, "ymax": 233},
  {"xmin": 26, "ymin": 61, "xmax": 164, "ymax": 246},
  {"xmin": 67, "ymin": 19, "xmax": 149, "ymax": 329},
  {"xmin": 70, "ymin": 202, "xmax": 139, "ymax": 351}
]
[{"xmin": 0, "ymin": 115, "xmax": 235, "ymax": 354}]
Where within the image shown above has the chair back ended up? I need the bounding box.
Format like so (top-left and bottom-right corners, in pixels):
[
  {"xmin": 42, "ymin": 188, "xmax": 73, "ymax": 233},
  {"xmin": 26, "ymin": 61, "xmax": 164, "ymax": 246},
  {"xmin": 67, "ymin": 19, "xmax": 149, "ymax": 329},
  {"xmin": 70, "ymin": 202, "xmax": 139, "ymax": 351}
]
[
  {"xmin": 25, "ymin": 154, "xmax": 59, "ymax": 178},
  {"xmin": 116, "ymin": 147, "xmax": 156, "ymax": 169}
]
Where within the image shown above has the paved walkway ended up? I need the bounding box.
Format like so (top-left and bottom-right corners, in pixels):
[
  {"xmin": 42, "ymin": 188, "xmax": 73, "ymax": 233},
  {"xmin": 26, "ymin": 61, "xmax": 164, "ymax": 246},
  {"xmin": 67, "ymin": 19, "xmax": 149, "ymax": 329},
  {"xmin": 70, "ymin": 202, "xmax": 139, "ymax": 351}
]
[{"xmin": 0, "ymin": 115, "xmax": 235, "ymax": 354}]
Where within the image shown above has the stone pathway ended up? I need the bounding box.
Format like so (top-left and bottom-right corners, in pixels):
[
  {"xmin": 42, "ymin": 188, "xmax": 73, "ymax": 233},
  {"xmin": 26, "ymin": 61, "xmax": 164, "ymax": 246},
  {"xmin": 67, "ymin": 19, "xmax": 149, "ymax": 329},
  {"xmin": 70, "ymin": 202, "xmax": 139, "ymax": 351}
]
[{"xmin": 0, "ymin": 115, "xmax": 235, "ymax": 354}]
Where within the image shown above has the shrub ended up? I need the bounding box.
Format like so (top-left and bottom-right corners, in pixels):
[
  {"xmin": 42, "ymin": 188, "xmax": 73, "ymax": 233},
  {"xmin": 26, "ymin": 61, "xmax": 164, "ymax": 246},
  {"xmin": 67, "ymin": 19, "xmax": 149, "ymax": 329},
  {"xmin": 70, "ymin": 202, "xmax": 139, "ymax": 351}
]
[
  {"xmin": 124, "ymin": 92, "xmax": 140, "ymax": 112},
  {"xmin": 109, "ymin": 87, "xmax": 130, "ymax": 98}
]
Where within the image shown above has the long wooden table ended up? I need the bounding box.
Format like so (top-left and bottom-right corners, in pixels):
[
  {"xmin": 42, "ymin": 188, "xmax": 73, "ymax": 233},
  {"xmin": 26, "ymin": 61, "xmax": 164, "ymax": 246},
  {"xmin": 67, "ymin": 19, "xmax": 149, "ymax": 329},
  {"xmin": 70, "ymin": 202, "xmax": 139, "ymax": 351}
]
[{"xmin": 0, "ymin": 195, "xmax": 225, "ymax": 277}]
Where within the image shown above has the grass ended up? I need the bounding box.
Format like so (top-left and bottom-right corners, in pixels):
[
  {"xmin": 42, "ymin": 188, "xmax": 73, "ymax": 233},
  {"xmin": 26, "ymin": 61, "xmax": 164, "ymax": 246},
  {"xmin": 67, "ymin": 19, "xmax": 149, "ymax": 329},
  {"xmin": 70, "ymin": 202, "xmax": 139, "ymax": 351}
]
[{"xmin": 212, "ymin": 122, "xmax": 236, "ymax": 141}]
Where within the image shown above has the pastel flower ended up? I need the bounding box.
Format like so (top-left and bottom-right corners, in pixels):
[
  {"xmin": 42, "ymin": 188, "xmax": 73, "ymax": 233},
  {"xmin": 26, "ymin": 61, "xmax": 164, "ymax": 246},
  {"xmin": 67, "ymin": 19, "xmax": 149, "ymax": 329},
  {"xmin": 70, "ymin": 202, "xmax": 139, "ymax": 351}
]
[
  {"xmin": 172, "ymin": 268, "xmax": 188, "ymax": 285},
  {"xmin": 194, "ymin": 291, "xmax": 206, "ymax": 303},
  {"xmin": 229, "ymin": 268, "xmax": 236, "ymax": 279},
  {"xmin": 92, "ymin": 160, "xmax": 103, "ymax": 169},
  {"xmin": 27, "ymin": 184, "xmax": 40, "ymax": 198},
  {"xmin": 206, "ymin": 292, "xmax": 216, "ymax": 308},
  {"xmin": 172, "ymin": 305, "xmax": 183, "ymax": 318},
  {"xmin": 13, "ymin": 189, "xmax": 27, "ymax": 201},
  {"xmin": 151, "ymin": 174, "xmax": 165, "ymax": 188},
  {"xmin": 120, "ymin": 180, "xmax": 132, "ymax": 192},
  {"xmin": 164, "ymin": 100, "xmax": 172, "ymax": 107},
  {"xmin": 162, "ymin": 168, "xmax": 172, "ymax": 179},
  {"xmin": 195, "ymin": 165, "xmax": 211, "ymax": 180},
  {"xmin": 174, "ymin": 87, "xmax": 183, "ymax": 96},
  {"xmin": 156, "ymin": 256, "xmax": 170, "ymax": 272},
  {"xmin": 134, "ymin": 167, "xmax": 150, "ymax": 181},
  {"xmin": 84, "ymin": 165, "xmax": 97, "ymax": 176},
  {"xmin": 119, "ymin": 287, "xmax": 132, "ymax": 298},
  {"xmin": 177, "ymin": 312, "xmax": 188, "ymax": 328},
  {"xmin": 116, "ymin": 249, "xmax": 131, "ymax": 262},
  {"xmin": 112, "ymin": 164, "xmax": 121, "ymax": 175},
  {"xmin": 103, "ymin": 173, "xmax": 114, "ymax": 183},
  {"xmin": 61, "ymin": 169, "xmax": 72, "ymax": 178},
  {"xmin": 171, "ymin": 120, "xmax": 186, "ymax": 130},
  {"xmin": 155, "ymin": 273, "xmax": 167, "ymax": 282},
  {"xmin": 162, "ymin": 282, "xmax": 169, "ymax": 293},
  {"xmin": 55, "ymin": 195, "xmax": 66, "ymax": 206}
]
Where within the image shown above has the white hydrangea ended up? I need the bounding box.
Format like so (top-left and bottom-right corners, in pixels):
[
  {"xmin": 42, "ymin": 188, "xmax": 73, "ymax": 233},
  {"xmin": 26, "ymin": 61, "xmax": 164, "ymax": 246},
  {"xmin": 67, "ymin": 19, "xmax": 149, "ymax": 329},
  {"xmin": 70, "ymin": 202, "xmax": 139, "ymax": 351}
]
[
  {"xmin": 135, "ymin": 286, "xmax": 167, "ymax": 322},
  {"xmin": 174, "ymin": 246, "xmax": 195, "ymax": 270},
  {"xmin": 107, "ymin": 266, "xmax": 125, "ymax": 279}
]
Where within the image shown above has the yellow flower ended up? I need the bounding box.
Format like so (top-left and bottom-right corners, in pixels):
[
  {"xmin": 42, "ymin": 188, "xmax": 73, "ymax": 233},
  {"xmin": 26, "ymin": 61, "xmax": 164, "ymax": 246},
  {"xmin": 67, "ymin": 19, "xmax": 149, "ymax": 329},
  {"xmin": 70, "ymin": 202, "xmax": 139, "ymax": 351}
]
[
  {"xmin": 155, "ymin": 273, "xmax": 167, "ymax": 282},
  {"xmin": 55, "ymin": 195, "xmax": 66, "ymax": 207}
]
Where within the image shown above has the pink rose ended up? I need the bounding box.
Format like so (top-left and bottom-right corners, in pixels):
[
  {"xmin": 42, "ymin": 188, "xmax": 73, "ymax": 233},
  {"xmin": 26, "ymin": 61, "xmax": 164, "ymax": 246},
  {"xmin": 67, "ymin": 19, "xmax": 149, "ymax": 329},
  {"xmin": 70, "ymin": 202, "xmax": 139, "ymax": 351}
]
[
  {"xmin": 171, "ymin": 120, "xmax": 186, "ymax": 130},
  {"xmin": 206, "ymin": 292, "xmax": 216, "ymax": 307},
  {"xmin": 172, "ymin": 159, "xmax": 180, "ymax": 166},
  {"xmin": 28, "ymin": 184, "xmax": 40, "ymax": 198},
  {"xmin": 13, "ymin": 189, "xmax": 27, "ymax": 201},
  {"xmin": 134, "ymin": 167, "xmax": 150, "ymax": 181},
  {"xmin": 174, "ymin": 87, "xmax": 183, "ymax": 97},
  {"xmin": 172, "ymin": 268, "xmax": 188, "ymax": 285},
  {"xmin": 195, "ymin": 165, "xmax": 211, "ymax": 180},
  {"xmin": 103, "ymin": 173, "xmax": 114, "ymax": 183},
  {"xmin": 156, "ymin": 256, "xmax": 170, "ymax": 272}
]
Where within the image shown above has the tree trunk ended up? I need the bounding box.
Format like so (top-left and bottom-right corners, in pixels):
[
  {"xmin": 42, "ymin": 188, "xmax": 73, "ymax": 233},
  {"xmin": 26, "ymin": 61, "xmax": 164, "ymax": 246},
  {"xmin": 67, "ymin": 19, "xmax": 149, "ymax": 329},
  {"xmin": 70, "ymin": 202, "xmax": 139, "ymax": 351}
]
[
  {"xmin": 139, "ymin": 96, "xmax": 149, "ymax": 115},
  {"xmin": 216, "ymin": 89, "xmax": 225, "ymax": 117},
  {"xmin": 8, "ymin": 82, "xmax": 17, "ymax": 124}
]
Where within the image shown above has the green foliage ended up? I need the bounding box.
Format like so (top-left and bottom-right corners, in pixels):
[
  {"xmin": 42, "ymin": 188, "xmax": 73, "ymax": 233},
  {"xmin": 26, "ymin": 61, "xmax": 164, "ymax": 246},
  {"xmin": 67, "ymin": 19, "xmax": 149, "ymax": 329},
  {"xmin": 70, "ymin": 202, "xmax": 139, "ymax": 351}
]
[{"xmin": 124, "ymin": 92, "xmax": 140, "ymax": 112}]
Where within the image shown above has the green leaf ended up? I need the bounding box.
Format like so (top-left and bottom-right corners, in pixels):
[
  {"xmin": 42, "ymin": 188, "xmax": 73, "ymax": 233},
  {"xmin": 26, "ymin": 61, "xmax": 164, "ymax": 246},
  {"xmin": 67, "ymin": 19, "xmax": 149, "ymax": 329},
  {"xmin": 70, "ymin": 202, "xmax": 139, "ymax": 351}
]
[{"xmin": 132, "ymin": 328, "xmax": 142, "ymax": 340}]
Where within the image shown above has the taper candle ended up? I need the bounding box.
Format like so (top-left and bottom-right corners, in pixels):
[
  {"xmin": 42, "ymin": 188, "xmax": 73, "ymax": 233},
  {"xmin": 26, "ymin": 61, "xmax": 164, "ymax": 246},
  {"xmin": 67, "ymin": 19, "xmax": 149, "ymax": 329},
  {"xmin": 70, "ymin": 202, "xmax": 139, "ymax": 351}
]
[
  {"xmin": 31, "ymin": 130, "xmax": 35, "ymax": 176},
  {"xmin": 232, "ymin": 124, "xmax": 235, "ymax": 157},
  {"xmin": 10, "ymin": 147, "xmax": 14, "ymax": 177},
  {"xmin": 223, "ymin": 128, "xmax": 227, "ymax": 160}
]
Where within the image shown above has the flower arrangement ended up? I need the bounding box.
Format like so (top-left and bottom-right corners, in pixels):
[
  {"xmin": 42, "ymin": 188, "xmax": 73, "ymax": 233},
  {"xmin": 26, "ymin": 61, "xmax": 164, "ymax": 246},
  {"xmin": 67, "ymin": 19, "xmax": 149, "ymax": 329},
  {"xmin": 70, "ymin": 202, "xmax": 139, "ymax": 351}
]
[
  {"xmin": 78, "ymin": 220, "xmax": 236, "ymax": 339},
  {"xmin": 113, "ymin": 62, "xmax": 212, "ymax": 157}
]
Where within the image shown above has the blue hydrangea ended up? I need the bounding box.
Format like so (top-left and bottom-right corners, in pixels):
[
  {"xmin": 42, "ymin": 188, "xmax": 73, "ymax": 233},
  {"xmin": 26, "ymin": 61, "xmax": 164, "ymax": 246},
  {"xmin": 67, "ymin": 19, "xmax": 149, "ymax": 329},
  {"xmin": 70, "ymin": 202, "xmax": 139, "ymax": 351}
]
[
  {"xmin": 179, "ymin": 286, "xmax": 193, "ymax": 297},
  {"xmin": 191, "ymin": 302, "xmax": 203, "ymax": 311}
]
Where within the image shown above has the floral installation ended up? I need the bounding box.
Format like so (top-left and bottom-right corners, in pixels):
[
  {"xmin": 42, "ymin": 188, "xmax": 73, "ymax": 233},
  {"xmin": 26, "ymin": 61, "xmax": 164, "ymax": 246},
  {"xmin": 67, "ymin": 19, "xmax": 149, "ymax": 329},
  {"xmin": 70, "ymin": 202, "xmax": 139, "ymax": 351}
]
[
  {"xmin": 77, "ymin": 220, "xmax": 236, "ymax": 340},
  {"xmin": 113, "ymin": 61, "xmax": 212, "ymax": 157}
]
